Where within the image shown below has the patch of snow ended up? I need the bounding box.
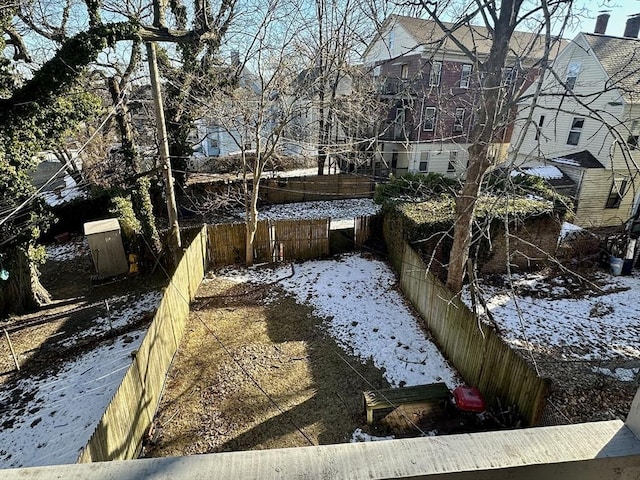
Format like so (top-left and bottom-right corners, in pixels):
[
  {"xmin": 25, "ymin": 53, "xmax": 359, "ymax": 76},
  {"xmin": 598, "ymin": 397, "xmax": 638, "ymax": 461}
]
[
  {"xmin": 464, "ymin": 271, "xmax": 640, "ymax": 362},
  {"xmin": 350, "ymin": 428, "xmax": 394, "ymax": 442},
  {"xmin": 60, "ymin": 291, "xmax": 162, "ymax": 347},
  {"xmin": 0, "ymin": 329, "xmax": 147, "ymax": 468},
  {"xmin": 559, "ymin": 222, "xmax": 584, "ymax": 241},
  {"xmin": 522, "ymin": 165, "xmax": 564, "ymax": 180},
  {"xmin": 0, "ymin": 291, "xmax": 162, "ymax": 468},
  {"xmin": 42, "ymin": 175, "xmax": 87, "ymax": 207},
  {"xmin": 591, "ymin": 366, "xmax": 639, "ymax": 382},
  {"xmin": 214, "ymin": 253, "xmax": 461, "ymax": 389},
  {"xmin": 45, "ymin": 238, "xmax": 89, "ymax": 262}
]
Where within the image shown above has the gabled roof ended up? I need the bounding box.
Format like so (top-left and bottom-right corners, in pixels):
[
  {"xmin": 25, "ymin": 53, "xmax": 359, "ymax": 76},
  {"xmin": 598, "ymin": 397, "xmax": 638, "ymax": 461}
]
[
  {"xmin": 370, "ymin": 14, "xmax": 566, "ymax": 62},
  {"xmin": 549, "ymin": 150, "xmax": 605, "ymax": 169},
  {"xmin": 581, "ymin": 32, "xmax": 640, "ymax": 104}
]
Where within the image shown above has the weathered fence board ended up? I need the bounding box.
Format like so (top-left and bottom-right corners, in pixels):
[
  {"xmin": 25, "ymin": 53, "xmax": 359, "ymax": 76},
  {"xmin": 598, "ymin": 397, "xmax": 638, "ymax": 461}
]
[
  {"xmin": 77, "ymin": 226, "xmax": 208, "ymax": 463},
  {"xmin": 399, "ymin": 242, "xmax": 549, "ymax": 425},
  {"xmin": 262, "ymin": 175, "xmax": 374, "ymax": 204}
]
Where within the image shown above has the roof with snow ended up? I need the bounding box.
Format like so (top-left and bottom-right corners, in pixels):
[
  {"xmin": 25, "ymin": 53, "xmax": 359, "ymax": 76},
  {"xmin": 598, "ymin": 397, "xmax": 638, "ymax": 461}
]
[
  {"xmin": 549, "ymin": 150, "xmax": 605, "ymax": 169},
  {"xmin": 582, "ymin": 32, "xmax": 640, "ymax": 104},
  {"xmin": 519, "ymin": 164, "xmax": 577, "ymax": 193}
]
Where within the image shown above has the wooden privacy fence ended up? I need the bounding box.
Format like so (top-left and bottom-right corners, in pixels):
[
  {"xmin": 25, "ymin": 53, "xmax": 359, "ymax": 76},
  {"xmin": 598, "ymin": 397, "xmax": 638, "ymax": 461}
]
[
  {"xmin": 77, "ymin": 226, "xmax": 208, "ymax": 463},
  {"xmin": 208, "ymin": 217, "xmax": 374, "ymax": 267},
  {"xmin": 261, "ymin": 174, "xmax": 374, "ymax": 204},
  {"xmin": 399, "ymin": 242, "xmax": 550, "ymax": 425}
]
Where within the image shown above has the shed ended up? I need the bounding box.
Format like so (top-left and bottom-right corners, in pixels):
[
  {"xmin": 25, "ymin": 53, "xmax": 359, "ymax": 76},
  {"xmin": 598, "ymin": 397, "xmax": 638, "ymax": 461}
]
[{"xmin": 83, "ymin": 218, "xmax": 129, "ymax": 277}]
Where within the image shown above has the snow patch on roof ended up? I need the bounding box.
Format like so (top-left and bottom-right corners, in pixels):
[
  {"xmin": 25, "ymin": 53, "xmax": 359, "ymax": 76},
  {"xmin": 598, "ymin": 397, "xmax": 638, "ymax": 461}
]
[{"xmin": 523, "ymin": 165, "xmax": 564, "ymax": 180}]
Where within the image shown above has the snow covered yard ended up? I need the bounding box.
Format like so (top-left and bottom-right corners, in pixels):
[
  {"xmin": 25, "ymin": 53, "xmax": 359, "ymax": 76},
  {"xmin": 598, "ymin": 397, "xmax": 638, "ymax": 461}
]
[
  {"xmin": 146, "ymin": 252, "xmax": 461, "ymax": 457},
  {"xmin": 467, "ymin": 271, "xmax": 640, "ymax": 378},
  {"xmin": 0, "ymin": 241, "xmax": 163, "ymax": 469},
  {"xmin": 218, "ymin": 253, "xmax": 459, "ymax": 388}
]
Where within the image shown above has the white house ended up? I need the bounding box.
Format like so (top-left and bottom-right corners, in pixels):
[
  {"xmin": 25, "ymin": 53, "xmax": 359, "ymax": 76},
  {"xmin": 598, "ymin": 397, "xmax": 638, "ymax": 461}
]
[{"xmin": 510, "ymin": 14, "xmax": 640, "ymax": 228}]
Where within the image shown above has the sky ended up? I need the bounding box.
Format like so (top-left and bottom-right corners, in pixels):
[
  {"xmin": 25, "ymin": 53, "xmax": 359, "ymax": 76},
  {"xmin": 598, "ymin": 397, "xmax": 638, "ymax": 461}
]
[{"xmin": 565, "ymin": 1, "xmax": 640, "ymax": 38}]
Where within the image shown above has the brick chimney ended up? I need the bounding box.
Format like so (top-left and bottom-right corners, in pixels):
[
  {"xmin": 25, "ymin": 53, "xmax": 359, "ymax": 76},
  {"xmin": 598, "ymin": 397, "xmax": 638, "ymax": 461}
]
[
  {"xmin": 624, "ymin": 14, "xmax": 640, "ymax": 38},
  {"xmin": 594, "ymin": 13, "xmax": 610, "ymax": 34}
]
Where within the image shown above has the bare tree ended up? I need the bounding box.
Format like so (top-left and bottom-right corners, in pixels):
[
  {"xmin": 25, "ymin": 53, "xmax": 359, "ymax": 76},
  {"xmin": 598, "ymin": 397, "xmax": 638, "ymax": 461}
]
[{"xmin": 394, "ymin": 0, "xmax": 576, "ymax": 292}]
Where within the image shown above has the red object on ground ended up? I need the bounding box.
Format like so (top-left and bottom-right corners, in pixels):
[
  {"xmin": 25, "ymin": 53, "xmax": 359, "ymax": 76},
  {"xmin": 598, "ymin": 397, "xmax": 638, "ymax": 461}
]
[{"xmin": 453, "ymin": 386, "xmax": 486, "ymax": 413}]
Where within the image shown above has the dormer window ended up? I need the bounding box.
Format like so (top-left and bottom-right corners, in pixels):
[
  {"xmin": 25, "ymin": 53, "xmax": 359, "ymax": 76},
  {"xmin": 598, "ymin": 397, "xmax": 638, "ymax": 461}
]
[{"xmin": 566, "ymin": 62, "xmax": 581, "ymax": 91}]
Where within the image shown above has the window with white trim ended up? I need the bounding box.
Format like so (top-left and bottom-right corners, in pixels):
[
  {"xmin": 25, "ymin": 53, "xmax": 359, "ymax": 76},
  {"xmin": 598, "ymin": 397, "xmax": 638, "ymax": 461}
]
[
  {"xmin": 401, "ymin": 64, "xmax": 409, "ymax": 79},
  {"xmin": 447, "ymin": 151, "xmax": 457, "ymax": 172},
  {"xmin": 429, "ymin": 62, "xmax": 442, "ymax": 86},
  {"xmin": 566, "ymin": 117, "xmax": 584, "ymax": 145},
  {"xmin": 566, "ymin": 62, "xmax": 581, "ymax": 91},
  {"xmin": 605, "ymin": 177, "xmax": 629, "ymax": 209},
  {"xmin": 418, "ymin": 151, "xmax": 429, "ymax": 172},
  {"xmin": 423, "ymin": 106, "xmax": 436, "ymax": 131},
  {"xmin": 453, "ymin": 108, "xmax": 465, "ymax": 133},
  {"xmin": 460, "ymin": 64, "xmax": 472, "ymax": 88}
]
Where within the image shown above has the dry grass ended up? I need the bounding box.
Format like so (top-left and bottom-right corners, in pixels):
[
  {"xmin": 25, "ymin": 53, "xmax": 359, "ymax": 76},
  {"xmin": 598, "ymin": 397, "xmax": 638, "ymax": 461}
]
[{"xmin": 145, "ymin": 275, "xmax": 390, "ymax": 457}]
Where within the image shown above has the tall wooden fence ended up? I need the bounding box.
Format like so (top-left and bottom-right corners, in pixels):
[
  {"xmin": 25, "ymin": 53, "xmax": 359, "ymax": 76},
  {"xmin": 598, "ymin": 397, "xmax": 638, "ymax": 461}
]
[
  {"xmin": 399, "ymin": 242, "xmax": 550, "ymax": 425},
  {"xmin": 261, "ymin": 175, "xmax": 374, "ymax": 204},
  {"xmin": 209, "ymin": 217, "xmax": 377, "ymax": 266},
  {"xmin": 77, "ymin": 226, "xmax": 208, "ymax": 462}
]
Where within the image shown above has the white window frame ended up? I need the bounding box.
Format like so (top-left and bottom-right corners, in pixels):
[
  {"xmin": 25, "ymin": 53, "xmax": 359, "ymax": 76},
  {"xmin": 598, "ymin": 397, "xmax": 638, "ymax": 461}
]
[
  {"xmin": 429, "ymin": 61, "xmax": 442, "ymax": 86},
  {"xmin": 567, "ymin": 117, "xmax": 584, "ymax": 146},
  {"xmin": 460, "ymin": 64, "xmax": 472, "ymax": 88},
  {"xmin": 605, "ymin": 176, "xmax": 629, "ymax": 209},
  {"xmin": 418, "ymin": 151, "xmax": 429, "ymax": 172},
  {"xmin": 423, "ymin": 106, "xmax": 436, "ymax": 131},
  {"xmin": 566, "ymin": 62, "xmax": 581, "ymax": 91}
]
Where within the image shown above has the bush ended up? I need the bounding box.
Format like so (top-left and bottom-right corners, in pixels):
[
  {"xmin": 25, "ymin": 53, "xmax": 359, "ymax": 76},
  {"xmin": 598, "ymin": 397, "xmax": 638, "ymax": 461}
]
[
  {"xmin": 109, "ymin": 195, "xmax": 141, "ymax": 250},
  {"xmin": 374, "ymin": 172, "xmax": 459, "ymax": 205}
]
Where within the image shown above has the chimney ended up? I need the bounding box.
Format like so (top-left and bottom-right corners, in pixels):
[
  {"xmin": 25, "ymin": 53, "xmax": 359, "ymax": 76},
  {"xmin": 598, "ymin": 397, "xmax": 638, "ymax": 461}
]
[
  {"xmin": 594, "ymin": 13, "xmax": 610, "ymax": 34},
  {"xmin": 231, "ymin": 50, "xmax": 240, "ymax": 66},
  {"xmin": 624, "ymin": 14, "xmax": 640, "ymax": 38}
]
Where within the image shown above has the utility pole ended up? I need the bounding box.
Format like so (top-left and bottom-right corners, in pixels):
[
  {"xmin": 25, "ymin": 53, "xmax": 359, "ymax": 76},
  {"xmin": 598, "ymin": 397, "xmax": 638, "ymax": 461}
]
[{"xmin": 146, "ymin": 41, "xmax": 182, "ymax": 261}]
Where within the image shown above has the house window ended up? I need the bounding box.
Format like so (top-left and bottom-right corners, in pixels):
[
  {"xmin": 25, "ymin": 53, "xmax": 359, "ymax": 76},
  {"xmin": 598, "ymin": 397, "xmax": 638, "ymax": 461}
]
[
  {"xmin": 453, "ymin": 108, "xmax": 465, "ymax": 133},
  {"xmin": 423, "ymin": 106, "xmax": 436, "ymax": 131},
  {"xmin": 447, "ymin": 151, "xmax": 457, "ymax": 172},
  {"xmin": 534, "ymin": 115, "xmax": 545, "ymax": 141},
  {"xmin": 401, "ymin": 64, "xmax": 409, "ymax": 79},
  {"xmin": 391, "ymin": 152, "xmax": 398, "ymax": 169},
  {"xmin": 605, "ymin": 177, "xmax": 629, "ymax": 209},
  {"xmin": 244, "ymin": 142, "xmax": 252, "ymax": 150},
  {"xmin": 566, "ymin": 117, "xmax": 584, "ymax": 145},
  {"xmin": 566, "ymin": 62, "xmax": 581, "ymax": 91},
  {"xmin": 372, "ymin": 65, "xmax": 381, "ymax": 77},
  {"xmin": 460, "ymin": 64, "xmax": 472, "ymax": 88},
  {"xmin": 429, "ymin": 61, "xmax": 442, "ymax": 86},
  {"xmin": 418, "ymin": 151, "xmax": 429, "ymax": 172}
]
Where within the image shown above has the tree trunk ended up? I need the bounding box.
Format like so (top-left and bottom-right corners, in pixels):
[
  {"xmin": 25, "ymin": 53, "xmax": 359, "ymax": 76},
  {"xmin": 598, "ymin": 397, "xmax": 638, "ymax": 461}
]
[
  {"xmin": 0, "ymin": 247, "xmax": 51, "ymax": 317},
  {"xmin": 445, "ymin": 5, "xmax": 514, "ymax": 293}
]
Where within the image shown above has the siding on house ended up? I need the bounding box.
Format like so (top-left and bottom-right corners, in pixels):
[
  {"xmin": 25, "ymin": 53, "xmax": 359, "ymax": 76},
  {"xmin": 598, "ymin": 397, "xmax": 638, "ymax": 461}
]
[
  {"xmin": 513, "ymin": 36, "xmax": 624, "ymax": 167},
  {"xmin": 574, "ymin": 169, "xmax": 637, "ymax": 227}
]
